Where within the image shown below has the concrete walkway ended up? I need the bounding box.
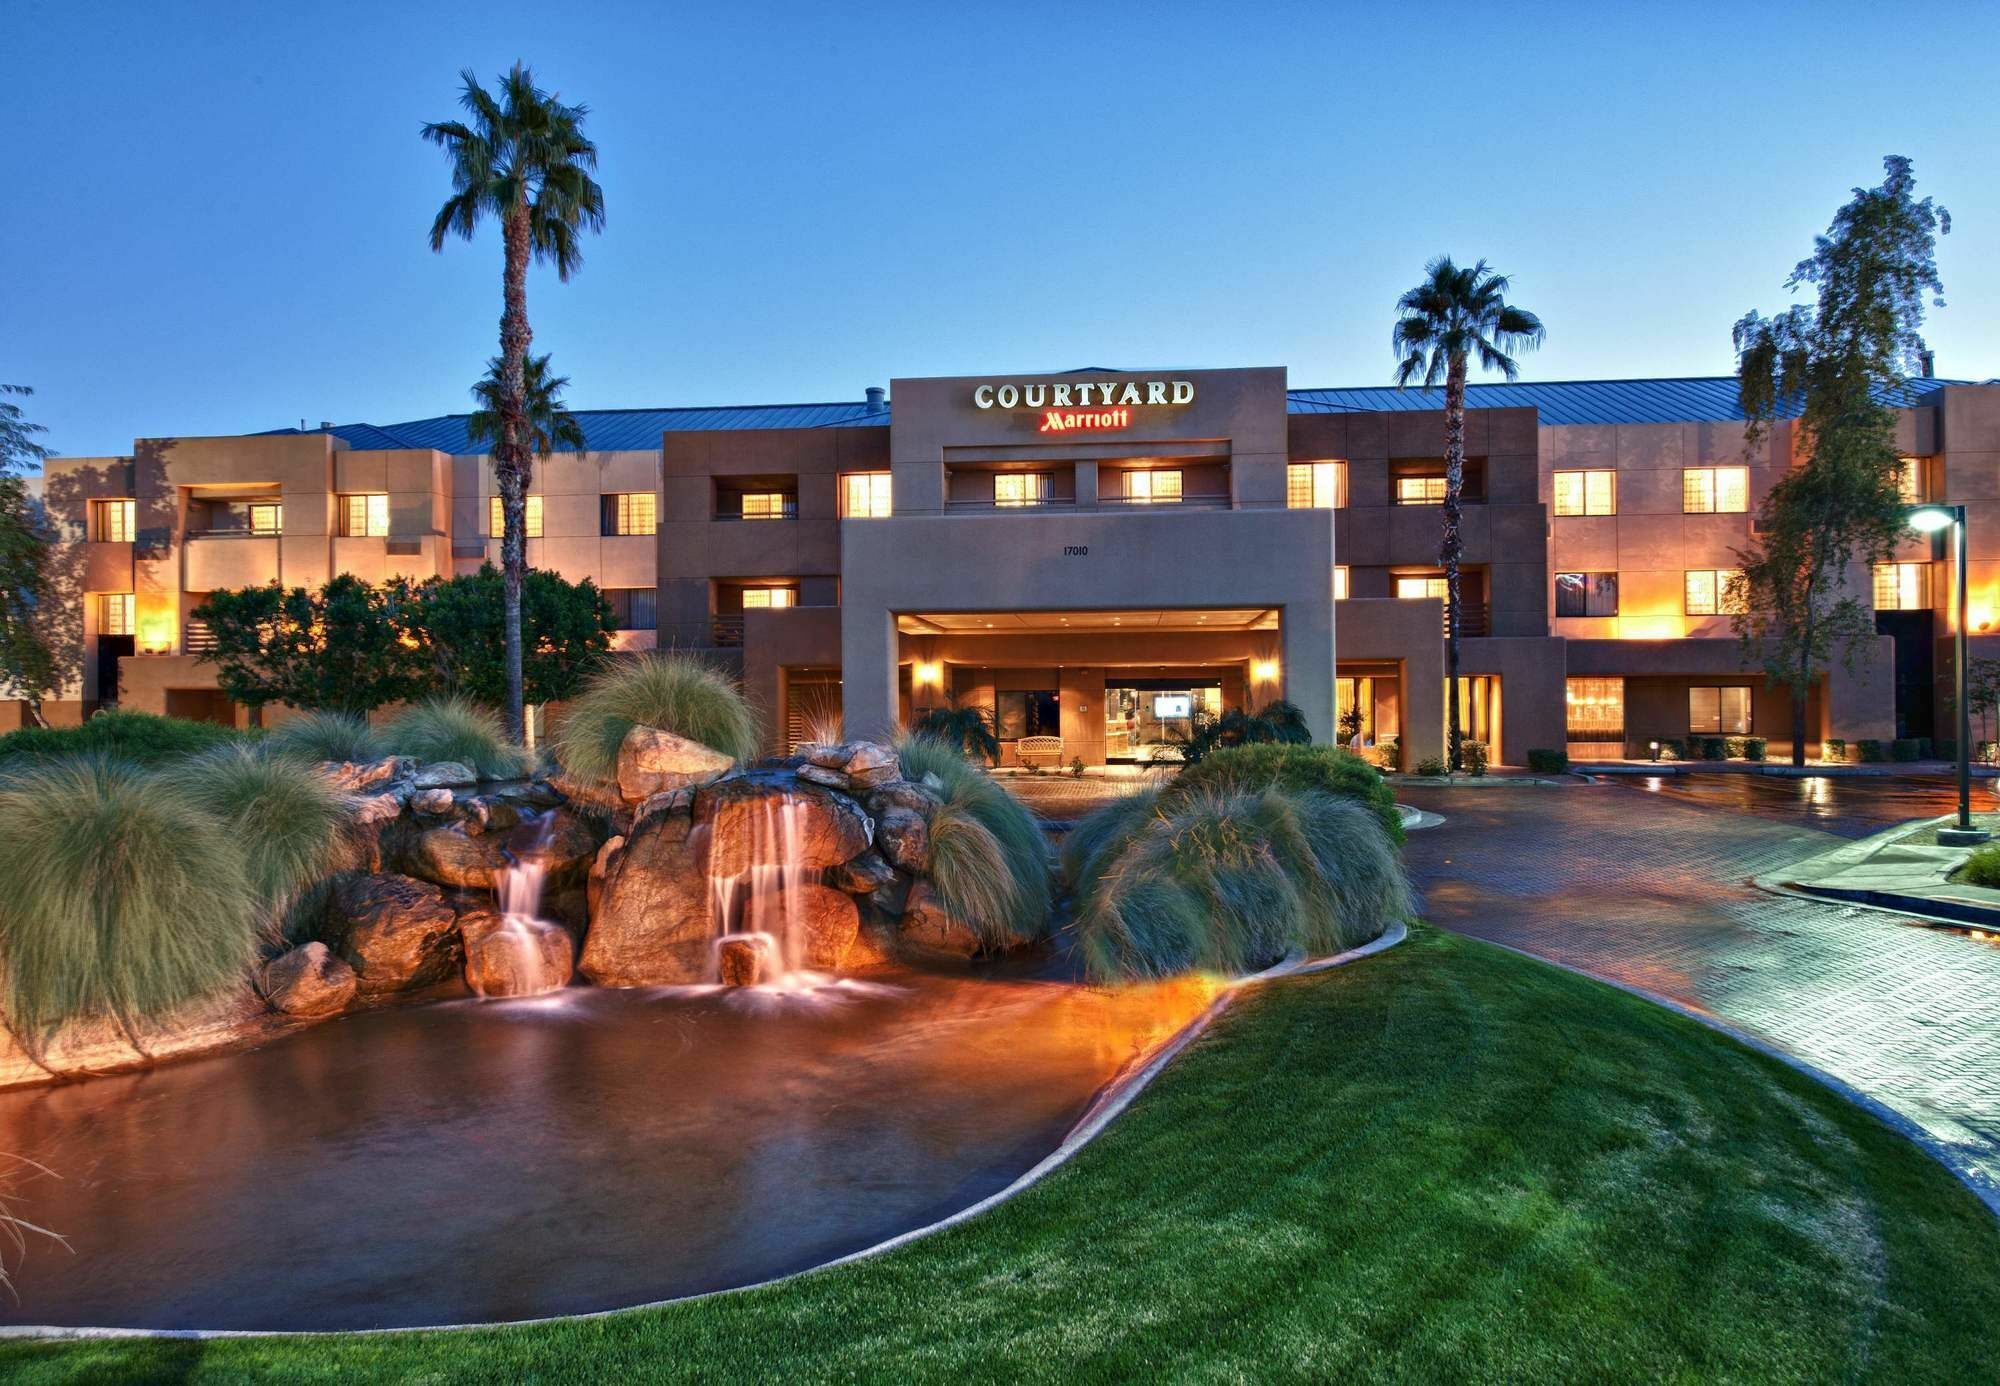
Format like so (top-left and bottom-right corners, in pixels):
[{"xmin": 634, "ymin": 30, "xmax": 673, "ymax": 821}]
[
  {"xmin": 1399, "ymin": 780, "xmax": 2000, "ymax": 1211},
  {"xmin": 1768, "ymin": 812, "xmax": 2000, "ymax": 929}
]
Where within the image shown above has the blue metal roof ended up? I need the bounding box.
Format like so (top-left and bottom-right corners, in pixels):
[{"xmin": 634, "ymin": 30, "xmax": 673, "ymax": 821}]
[{"xmin": 265, "ymin": 376, "xmax": 1971, "ymax": 451}]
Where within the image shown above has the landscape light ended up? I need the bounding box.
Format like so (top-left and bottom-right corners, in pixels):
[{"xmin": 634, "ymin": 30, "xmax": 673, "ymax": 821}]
[{"xmin": 1908, "ymin": 506, "xmax": 1955, "ymax": 533}]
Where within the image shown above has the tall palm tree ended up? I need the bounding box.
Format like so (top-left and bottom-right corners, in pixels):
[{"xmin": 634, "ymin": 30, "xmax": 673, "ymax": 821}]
[
  {"xmin": 467, "ymin": 352, "xmax": 586, "ymax": 461},
  {"xmin": 1392, "ymin": 258, "xmax": 1544, "ymax": 770},
  {"xmin": 424, "ymin": 64, "xmax": 604, "ymax": 742}
]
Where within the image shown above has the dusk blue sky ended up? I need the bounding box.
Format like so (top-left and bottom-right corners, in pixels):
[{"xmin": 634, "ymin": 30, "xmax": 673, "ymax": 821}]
[{"xmin": 6, "ymin": 1, "xmax": 1996, "ymax": 460}]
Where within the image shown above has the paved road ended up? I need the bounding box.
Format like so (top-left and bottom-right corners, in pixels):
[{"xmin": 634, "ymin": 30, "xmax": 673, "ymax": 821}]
[
  {"xmin": 1597, "ymin": 770, "xmax": 2000, "ymax": 839},
  {"xmin": 1398, "ymin": 780, "xmax": 2000, "ymax": 1210}
]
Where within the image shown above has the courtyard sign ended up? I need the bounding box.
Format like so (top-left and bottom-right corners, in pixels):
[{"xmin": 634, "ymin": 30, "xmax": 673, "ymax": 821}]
[{"xmin": 972, "ymin": 377, "xmax": 1197, "ymax": 437}]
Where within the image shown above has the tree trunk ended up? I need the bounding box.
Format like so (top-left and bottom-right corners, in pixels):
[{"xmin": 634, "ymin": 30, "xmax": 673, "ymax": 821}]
[
  {"xmin": 24, "ymin": 698, "xmax": 48, "ymax": 730},
  {"xmin": 1441, "ymin": 354, "xmax": 1467, "ymax": 771},
  {"xmin": 247, "ymin": 703, "xmax": 264, "ymax": 731},
  {"xmin": 496, "ymin": 201, "xmax": 534, "ymax": 744}
]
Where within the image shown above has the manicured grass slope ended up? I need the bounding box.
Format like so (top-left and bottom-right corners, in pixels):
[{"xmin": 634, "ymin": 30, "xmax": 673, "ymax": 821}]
[{"xmin": 9, "ymin": 926, "xmax": 1996, "ymax": 1382}]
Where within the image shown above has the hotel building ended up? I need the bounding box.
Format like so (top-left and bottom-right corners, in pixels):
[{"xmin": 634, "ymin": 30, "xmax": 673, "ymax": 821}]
[{"xmin": 11, "ymin": 365, "xmax": 1999, "ymax": 767}]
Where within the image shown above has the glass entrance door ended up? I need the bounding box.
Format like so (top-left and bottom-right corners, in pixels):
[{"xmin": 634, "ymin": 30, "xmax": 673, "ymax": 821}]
[{"xmin": 1104, "ymin": 680, "xmax": 1223, "ymax": 761}]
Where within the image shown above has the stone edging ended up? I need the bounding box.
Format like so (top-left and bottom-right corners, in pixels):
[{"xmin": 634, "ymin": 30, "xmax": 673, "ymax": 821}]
[
  {"xmin": 1471, "ymin": 935, "xmax": 2000, "ymax": 1220},
  {"xmin": 0, "ymin": 921, "xmax": 1411, "ymax": 1343}
]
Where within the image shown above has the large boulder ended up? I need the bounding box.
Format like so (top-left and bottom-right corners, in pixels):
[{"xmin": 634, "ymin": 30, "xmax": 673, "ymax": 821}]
[
  {"xmin": 332, "ymin": 873, "xmax": 461, "ymax": 994},
  {"xmin": 410, "ymin": 761, "xmax": 478, "ymax": 790},
  {"xmin": 790, "ymin": 883, "xmax": 861, "ymax": 970},
  {"xmin": 580, "ymin": 795, "xmax": 715, "ymax": 987},
  {"xmin": 698, "ymin": 777, "xmax": 872, "ymax": 877},
  {"xmin": 829, "ymin": 848, "xmax": 896, "ymax": 895},
  {"xmin": 898, "ymin": 882, "xmax": 981, "ymax": 960},
  {"xmin": 320, "ymin": 757, "xmax": 414, "ymax": 794},
  {"xmin": 797, "ymin": 742, "xmax": 901, "ymax": 792},
  {"xmin": 459, "ymin": 909, "xmax": 575, "ymax": 997},
  {"xmin": 586, "ymin": 834, "xmax": 625, "ymax": 920},
  {"xmin": 875, "ymin": 807, "xmax": 930, "ymax": 873},
  {"xmin": 405, "ymin": 809, "xmax": 600, "ymax": 891},
  {"xmin": 866, "ymin": 779, "xmax": 942, "ymax": 821},
  {"xmin": 260, "ymin": 942, "xmax": 358, "ymax": 1018},
  {"xmin": 617, "ymin": 726, "xmax": 735, "ymax": 804}
]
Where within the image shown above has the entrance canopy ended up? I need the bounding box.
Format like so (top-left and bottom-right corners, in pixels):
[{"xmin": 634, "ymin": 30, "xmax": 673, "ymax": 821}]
[{"xmin": 896, "ymin": 607, "xmax": 1279, "ymax": 637}]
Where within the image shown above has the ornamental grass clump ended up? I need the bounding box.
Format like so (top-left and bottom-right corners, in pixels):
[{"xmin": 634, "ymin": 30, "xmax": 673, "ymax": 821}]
[
  {"xmin": 1070, "ymin": 785, "xmax": 1410, "ymax": 983},
  {"xmin": 897, "ymin": 733, "xmax": 1053, "ymax": 943},
  {"xmin": 266, "ymin": 709, "xmax": 385, "ymax": 765},
  {"xmin": 383, "ymin": 696, "xmax": 529, "ymax": 780},
  {"xmin": 170, "ymin": 745, "xmax": 358, "ymax": 920},
  {"xmin": 0, "ymin": 755, "xmax": 262, "ymax": 1042},
  {"xmin": 552, "ymin": 653, "xmax": 760, "ymax": 784},
  {"xmin": 1172, "ymin": 743, "xmax": 1403, "ymax": 845}
]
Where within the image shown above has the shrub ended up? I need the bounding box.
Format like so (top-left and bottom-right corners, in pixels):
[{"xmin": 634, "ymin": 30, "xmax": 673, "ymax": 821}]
[
  {"xmin": 1824, "ymin": 738, "xmax": 1849, "ymax": 763},
  {"xmin": 1175, "ymin": 743, "xmax": 1402, "ymax": 846},
  {"xmin": 1458, "ymin": 740, "xmax": 1489, "ymax": 777},
  {"xmin": 1414, "ymin": 755, "xmax": 1449, "ymax": 777},
  {"xmin": 1959, "ymin": 843, "xmax": 2000, "ymax": 888},
  {"xmin": 0, "ymin": 709, "xmax": 245, "ymax": 767},
  {"xmin": 909, "ymin": 702, "xmax": 999, "ymax": 764},
  {"xmin": 1070, "ymin": 785, "xmax": 1410, "ymax": 982},
  {"xmin": 1657, "ymin": 739, "xmax": 1686, "ymax": 761},
  {"xmin": 1741, "ymin": 736, "xmax": 1768, "ymax": 763},
  {"xmin": 1373, "ymin": 736, "xmax": 1399, "ymax": 770},
  {"xmin": 382, "ymin": 696, "xmax": 528, "ymax": 780},
  {"xmin": 266, "ymin": 709, "xmax": 384, "ymax": 764},
  {"xmin": 1069, "ymin": 757, "xmax": 1086, "ymax": 779},
  {"xmin": 1934, "ymin": 738, "xmax": 1957, "ymax": 763},
  {"xmin": 897, "ymin": 734, "xmax": 1052, "ymax": 943},
  {"xmin": 1857, "ymin": 739, "xmax": 1887, "ymax": 763},
  {"xmin": 1526, "ymin": 748, "xmax": 1569, "ymax": 774},
  {"xmin": 552, "ymin": 653, "xmax": 759, "ymax": 785},
  {"xmin": 0, "ymin": 755, "xmax": 260, "ymax": 1040},
  {"xmin": 1697, "ymin": 737, "xmax": 1728, "ymax": 761},
  {"xmin": 1977, "ymin": 741, "xmax": 1999, "ymax": 766},
  {"xmin": 169, "ymin": 746, "xmax": 357, "ymax": 920},
  {"xmin": 1058, "ymin": 785, "xmax": 1162, "ymax": 888},
  {"xmin": 1890, "ymin": 738, "xmax": 1924, "ymax": 763}
]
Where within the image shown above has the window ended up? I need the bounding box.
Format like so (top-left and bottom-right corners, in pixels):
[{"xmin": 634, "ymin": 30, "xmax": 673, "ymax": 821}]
[
  {"xmin": 1553, "ymin": 469, "xmax": 1616, "ymax": 516},
  {"xmin": 1287, "ymin": 461, "xmax": 1347, "ymax": 509},
  {"xmin": 740, "ymin": 587, "xmax": 795, "ymax": 609},
  {"xmin": 342, "ymin": 493, "xmax": 390, "ymax": 538},
  {"xmin": 995, "ymin": 690, "xmax": 1059, "ymax": 739},
  {"xmin": 994, "ymin": 473, "xmax": 1050, "ymax": 507},
  {"xmin": 604, "ymin": 492, "xmax": 656, "ymax": 536},
  {"xmin": 841, "ymin": 471, "xmax": 892, "ymax": 518},
  {"xmin": 1683, "ymin": 466, "xmax": 1749, "ymax": 514},
  {"xmin": 1896, "ymin": 457, "xmax": 1925, "ymax": 504},
  {"xmin": 1396, "ymin": 575, "xmax": 1448, "ymax": 601},
  {"xmin": 1688, "ymin": 686, "xmax": 1752, "ymax": 736},
  {"xmin": 604, "ymin": 587, "xmax": 657, "ymax": 631},
  {"xmin": 1121, "ymin": 469, "xmax": 1182, "ymax": 504},
  {"xmin": 739, "ymin": 492, "xmax": 789, "ymax": 520},
  {"xmin": 489, "ymin": 495, "xmax": 544, "ymax": 538},
  {"xmin": 1334, "ymin": 565, "xmax": 1350, "ymax": 600},
  {"xmin": 99, "ymin": 592, "xmax": 135, "ymax": 636},
  {"xmin": 92, "ymin": 499, "xmax": 136, "ymax": 543},
  {"xmin": 1684, "ymin": 568, "xmax": 1748, "ymax": 616},
  {"xmin": 1555, "ymin": 571, "xmax": 1619, "ymax": 617},
  {"xmin": 1873, "ymin": 562, "xmax": 1928, "ymax": 611},
  {"xmin": 1565, "ymin": 677, "xmax": 1625, "ymax": 743},
  {"xmin": 248, "ymin": 502, "xmax": 282, "ymax": 536},
  {"xmin": 1395, "ymin": 475, "xmax": 1449, "ymax": 505}
]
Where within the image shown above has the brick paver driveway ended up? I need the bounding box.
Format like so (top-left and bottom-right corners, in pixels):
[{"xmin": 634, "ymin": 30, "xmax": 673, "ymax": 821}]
[{"xmin": 1398, "ymin": 779, "xmax": 2000, "ymax": 1210}]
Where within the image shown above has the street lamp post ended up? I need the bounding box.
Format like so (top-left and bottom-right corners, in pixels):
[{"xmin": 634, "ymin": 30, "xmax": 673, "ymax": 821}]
[{"xmin": 1909, "ymin": 503, "xmax": 1988, "ymax": 845}]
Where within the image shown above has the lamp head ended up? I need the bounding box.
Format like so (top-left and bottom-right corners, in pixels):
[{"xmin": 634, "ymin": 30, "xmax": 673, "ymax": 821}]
[{"xmin": 1908, "ymin": 506, "xmax": 1956, "ymax": 533}]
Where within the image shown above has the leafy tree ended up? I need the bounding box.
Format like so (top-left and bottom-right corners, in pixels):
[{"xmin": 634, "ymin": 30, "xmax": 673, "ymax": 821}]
[
  {"xmin": 1392, "ymin": 260, "xmax": 1545, "ymax": 770},
  {"xmin": 912, "ymin": 701, "xmax": 1000, "ymax": 764},
  {"xmin": 425, "ymin": 65, "xmax": 605, "ymax": 746},
  {"xmin": 194, "ymin": 576, "xmax": 423, "ymax": 722},
  {"xmin": 0, "ymin": 386, "xmax": 60, "ymax": 726},
  {"xmin": 1731, "ymin": 156, "xmax": 1950, "ymax": 767},
  {"xmin": 400, "ymin": 564, "xmax": 614, "ymax": 707}
]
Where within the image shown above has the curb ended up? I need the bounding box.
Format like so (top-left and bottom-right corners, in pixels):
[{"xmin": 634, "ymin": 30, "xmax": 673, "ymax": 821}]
[
  {"xmin": 1753, "ymin": 813, "xmax": 2000, "ymax": 935},
  {"xmin": 0, "ymin": 923, "xmax": 1410, "ymax": 1343}
]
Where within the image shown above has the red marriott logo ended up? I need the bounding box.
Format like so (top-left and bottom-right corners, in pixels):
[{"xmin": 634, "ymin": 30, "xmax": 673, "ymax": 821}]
[{"xmin": 1038, "ymin": 406, "xmax": 1131, "ymax": 434}]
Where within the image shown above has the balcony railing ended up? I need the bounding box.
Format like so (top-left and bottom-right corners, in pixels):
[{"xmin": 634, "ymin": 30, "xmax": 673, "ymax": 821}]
[
  {"xmin": 712, "ymin": 503, "xmax": 798, "ymax": 521},
  {"xmin": 710, "ymin": 615, "xmax": 745, "ymax": 647},
  {"xmin": 1447, "ymin": 604, "xmax": 1491, "ymax": 639},
  {"xmin": 187, "ymin": 527, "xmax": 283, "ymax": 538}
]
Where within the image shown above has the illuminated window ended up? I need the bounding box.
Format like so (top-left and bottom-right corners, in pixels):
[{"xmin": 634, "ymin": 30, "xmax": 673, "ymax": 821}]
[
  {"xmin": 1685, "ymin": 569, "xmax": 1748, "ymax": 616},
  {"xmin": 1121, "ymin": 469, "xmax": 1182, "ymax": 504},
  {"xmin": 1689, "ymin": 686, "xmax": 1752, "ymax": 735},
  {"xmin": 92, "ymin": 499, "xmax": 136, "ymax": 542},
  {"xmin": 1553, "ymin": 469, "xmax": 1616, "ymax": 516},
  {"xmin": 994, "ymin": 473, "xmax": 1051, "ymax": 507},
  {"xmin": 1395, "ymin": 576, "xmax": 1448, "ymax": 601},
  {"xmin": 247, "ymin": 502, "xmax": 281, "ymax": 536},
  {"xmin": 342, "ymin": 494, "xmax": 390, "ymax": 538},
  {"xmin": 1896, "ymin": 457, "xmax": 1925, "ymax": 504},
  {"xmin": 1287, "ymin": 461, "xmax": 1347, "ymax": 509},
  {"xmin": 1683, "ymin": 466, "xmax": 1749, "ymax": 514},
  {"xmin": 739, "ymin": 492, "xmax": 788, "ymax": 520},
  {"xmin": 1565, "ymin": 677, "xmax": 1625, "ymax": 743},
  {"xmin": 841, "ymin": 472, "xmax": 892, "ymax": 518},
  {"xmin": 99, "ymin": 592, "xmax": 136, "ymax": 636},
  {"xmin": 1873, "ymin": 562, "xmax": 1928, "ymax": 611},
  {"xmin": 740, "ymin": 587, "xmax": 795, "ymax": 609},
  {"xmin": 604, "ymin": 492, "xmax": 656, "ymax": 536},
  {"xmin": 1334, "ymin": 565, "xmax": 1350, "ymax": 600},
  {"xmin": 1395, "ymin": 475, "xmax": 1449, "ymax": 505},
  {"xmin": 1555, "ymin": 571, "xmax": 1619, "ymax": 617},
  {"xmin": 489, "ymin": 495, "xmax": 544, "ymax": 538}
]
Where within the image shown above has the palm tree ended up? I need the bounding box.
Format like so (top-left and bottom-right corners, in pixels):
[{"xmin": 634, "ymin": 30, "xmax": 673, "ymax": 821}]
[
  {"xmin": 1392, "ymin": 258, "xmax": 1544, "ymax": 770},
  {"xmin": 467, "ymin": 352, "xmax": 586, "ymax": 461},
  {"xmin": 424, "ymin": 65, "xmax": 605, "ymax": 742}
]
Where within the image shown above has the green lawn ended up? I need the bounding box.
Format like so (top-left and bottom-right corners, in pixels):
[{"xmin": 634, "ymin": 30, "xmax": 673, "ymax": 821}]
[{"xmin": 8, "ymin": 925, "xmax": 1997, "ymax": 1383}]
